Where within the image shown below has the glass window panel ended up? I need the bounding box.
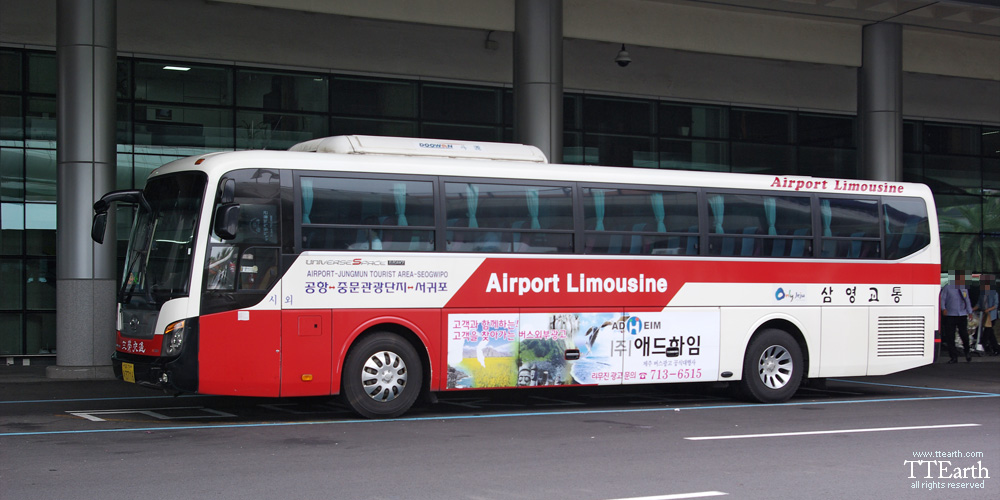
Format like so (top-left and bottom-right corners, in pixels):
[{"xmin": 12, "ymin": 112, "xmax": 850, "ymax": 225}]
[
  {"xmin": 940, "ymin": 233, "xmax": 981, "ymax": 274},
  {"xmin": 116, "ymin": 152, "xmax": 133, "ymax": 191},
  {"xmin": 331, "ymin": 76, "xmax": 416, "ymax": 118},
  {"xmin": 659, "ymin": 139, "xmax": 728, "ymax": 171},
  {"xmin": 236, "ymin": 111, "xmax": 327, "ymax": 150},
  {"xmin": 26, "ymin": 208, "xmax": 56, "ymax": 256},
  {"xmin": 302, "ymin": 177, "xmax": 435, "ymax": 251},
  {"xmin": 134, "ymin": 61, "xmax": 232, "ymax": 106},
  {"xmin": 1, "ymin": 95, "xmax": 23, "ymax": 142},
  {"xmin": 731, "ymin": 108, "xmax": 792, "ymax": 144},
  {"xmin": 902, "ymin": 153, "xmax": 922, "ymax": 184},
  {"xmin": 983, "ymin": 236, "xmax": 1000, "ymax": 274},
  {"xmin": 935, "ymin": 194, "xmax": 982, "ymax": 234},
  {"xmin": 984, "ymin": 159, "xmax": 1000, "ymax": 195},
  {"xmin": 0, "ymin": 51, "xmax": 22, "ymax": 92},
  {"xmin": 27, "ymin": 53, "xmax": 56, "ymax": 95},
  {"xmin": 1, "ymin": 258, "xmax": 23, "ymax": 309},
  {"xmin": 984, "ymin": 128, "xmax": 999, "ymax": 159},
  {"xmin": 421, "ymin": 84, "xmax": 500, "ymax": 125},
  {"xmin": 818, "ymin": 198, "xmax": 880, "ymax": 259},
  {"xmin": 25, "ymin": 257, "xmax": 55, "ymax": 309},
  {"xmin": 820, "ymin": 198, "xmax": 879, "ymax": 237},
  {"xmin": 446, "ymin": 182, "xmax": 572, "ymax": 230},
  {"xmin": 984, "ymin": 196, "xmax": 1000, "ymax": 233},
  {"xmin": 0, "ymin": 313, "xmax": 23, "ymax": 355},
  {"xmin": 117, "ymin": 102, "xmax": 131, "ymax": 145},
  {"xmin": 133, "ymin": 105, "xmax": 233, "ymax": 149},
  {"xmin": 564, "ymin": 94, "xmax": 581, "ymax": 130},
  {"xmin": 798, "ymin": 147, "xmax": 857, "ymax": 179},
  {"xmin": 26, "ymin": 97, "xmax": 56, "ymax": 144},
  {"xmin": 1, "ymin": 228, "xmax": 23, "ymax": 255},
  {"xmin": 583, "ymin": 96, "xmax": 654, "ymax": 135},
  {"xmin": 562, "ymin": 132, "xmax": 594, "ymax": 165},
  {"xmin": 24, "ymin": 148, "xmax": 56, "ymax": 202},
  {"xmin": 923, "ymin": 123, "xmax": 979, "ymax": 156},
  {"xmin": 583, "ymin": 134, "xmax": 655, "ymax": 168},
  {"xmin": 1, "ymin": 148, "xmax": 24, "ymax": 201},
  {"xmin": 798, "ymin": 113, "xmax": 855, "ymax": 148},
  {"xmin": 236, "ymin": 70, "xmax": 328, "ymax": 113},
  {"xmin": 503, "ymin": 89, "xmax": 513, "ymax": 127},
  {"xmin": 584, "ymin": 187, "xmax": 698, "ymax": 234},
  {"xmin": 116, "ymin": 58, "xmax": 131, "ymax": 99},
  {"xmin": 924, "ymin": 155, "xmax": 981, "ymax": 194},
  {"xmin": 731, "ymin": 143, "xmax": 794, "ymax": 174},
  {"xmin": 2, "ymin": 202, "xmax": 25, "ymax": 255},
  {"xmin": 903, "ymin": 121, "xmax": 921, "ymax": 153},
  {"xmin": 659, "ymin": 103, "xmax": 727, "ymax": 139},
  {"xmin": 331, "ymin": 117, "xmax": 416, "ymax": 138},
  {"xmin": 26, "ymin": 312, "xmax": 56, "ymax": 354},
  {"xmin": 420, "ymin": 123, "xmax": 501, "ymax": 142},
  {"xmin": 883, "ymin": 197, "xmax": 931, "ymax": 259}
]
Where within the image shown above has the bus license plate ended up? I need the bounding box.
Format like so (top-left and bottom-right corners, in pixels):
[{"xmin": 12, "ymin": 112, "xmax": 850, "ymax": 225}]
[{"xmin": 122, "ymin": 362, "xmax": 135, "ymax": 383}]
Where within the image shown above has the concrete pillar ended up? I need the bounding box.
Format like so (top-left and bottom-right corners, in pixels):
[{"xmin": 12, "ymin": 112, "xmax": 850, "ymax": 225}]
[
  {"xmin": 50, "ymin": 0, "xmax": 117, "ymax": 379},
  {"xmin": 858, "ymin": 22, "xmax": 902, "ymax": 182},
  {"xmin": 514, "ymin": 0, "xmax": 563, "ymax": 164}
]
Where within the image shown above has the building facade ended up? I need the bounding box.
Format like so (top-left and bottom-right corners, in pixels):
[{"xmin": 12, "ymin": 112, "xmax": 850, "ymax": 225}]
[{"xmin": 1, "ymin": 0, "xmax": 998, "ymax": 358}]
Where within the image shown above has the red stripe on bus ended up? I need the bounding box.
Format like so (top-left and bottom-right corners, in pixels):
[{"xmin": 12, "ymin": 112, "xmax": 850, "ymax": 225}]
[{"xmin": 444, "ymin": 259, "xmax": 939, "ymax": 309}]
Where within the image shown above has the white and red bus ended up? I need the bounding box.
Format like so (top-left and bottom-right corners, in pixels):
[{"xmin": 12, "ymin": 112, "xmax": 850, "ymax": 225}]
[{"xmin": 92, "ymin": 135, "xmax": 940, "ymax": 418}]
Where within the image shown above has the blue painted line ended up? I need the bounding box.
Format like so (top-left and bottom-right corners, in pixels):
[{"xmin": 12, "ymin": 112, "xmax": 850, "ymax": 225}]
[
  {"xmin": 830, "ymin": 378, "xmax": 1000, "ymax": 396},
  {"xmin": 1, "ymin": 392, "xmax": 996, "ymax": 438}
]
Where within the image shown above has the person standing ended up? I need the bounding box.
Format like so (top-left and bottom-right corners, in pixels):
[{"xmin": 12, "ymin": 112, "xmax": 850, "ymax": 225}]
[
  {"xmin": 975, "ymin": 276, "xmax": 999, "ymax": 356},
  {"xmin": 940, "ymin": 271, "xmax": 974, "ymax": 363}
]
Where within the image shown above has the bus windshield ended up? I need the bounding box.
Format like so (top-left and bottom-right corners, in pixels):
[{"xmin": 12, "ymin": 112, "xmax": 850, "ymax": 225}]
[{"xmin": 121, "ymin": 172, "xmax": 207, "ymax": 305}]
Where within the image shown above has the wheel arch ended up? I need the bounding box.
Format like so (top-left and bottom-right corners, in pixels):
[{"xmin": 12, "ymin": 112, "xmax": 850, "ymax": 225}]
[
  {"xmin": 340, "ymin": 319, "xmax": 432, "ymax": 397},
  {"xmin": 752, "ymin": 318, "xmax": 811, "ymax": 381}
]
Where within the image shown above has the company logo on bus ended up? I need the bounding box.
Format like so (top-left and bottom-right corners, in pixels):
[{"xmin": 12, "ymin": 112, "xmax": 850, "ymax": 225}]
[
  {"xmin": 610, "ymin": 316, "xmax": 661, "ymax": 335},
  {"xmin": 625, "ymin": 316, "xmax": 643, "ymax": 335},
  {"xmin": 775, "ymin": 287, "xmax": 806, "ymax": 302}
]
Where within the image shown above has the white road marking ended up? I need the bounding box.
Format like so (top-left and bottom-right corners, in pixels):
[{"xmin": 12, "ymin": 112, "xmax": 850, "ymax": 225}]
[
  {"xmin": 67, "ymin": 406, "xmax": 236, "ymax": 422},
  {"xmin": 604, "ymin": 492, "xmax": 728, "ymax": 500},
  {"xmin": 684, "ymin": 423, "xmax": 980, "ymax": 441}
]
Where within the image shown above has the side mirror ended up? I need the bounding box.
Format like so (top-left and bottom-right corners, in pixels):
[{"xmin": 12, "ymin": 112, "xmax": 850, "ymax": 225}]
[
  {"xmin": 214, "ymin": 203, "xmax": 240, "ymax": 240},
  {"xmin": 92, "ymin": 212, "xmax": 108, "ymax": 244}
]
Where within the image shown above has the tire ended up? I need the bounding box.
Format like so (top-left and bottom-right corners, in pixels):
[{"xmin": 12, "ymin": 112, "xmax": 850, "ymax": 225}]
[
  {"xmin": 738, "ymin": 328, "xmax": 803, "ymax": 403},
  {"xmin": 341, "ymin": 332, "xmax": 423, "ymax": 419}
]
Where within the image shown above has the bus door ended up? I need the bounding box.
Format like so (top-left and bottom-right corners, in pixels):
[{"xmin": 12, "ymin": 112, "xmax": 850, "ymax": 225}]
[{"xmin": 200, "ymin": 169, "xmax": 285, "ymax": 396}]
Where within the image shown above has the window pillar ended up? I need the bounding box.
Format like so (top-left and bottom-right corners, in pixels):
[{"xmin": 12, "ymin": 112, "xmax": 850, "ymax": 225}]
[
  {"xmin": 51, "ymin": 0, "xmax": 117, "ymax": 378},
  {"xmin": 858, "ymin": 22, "xmax": 902, "ymax": 182},
  {"xmin": 514, "ymin": 0, "xmax": 563, "ymax": 163}
]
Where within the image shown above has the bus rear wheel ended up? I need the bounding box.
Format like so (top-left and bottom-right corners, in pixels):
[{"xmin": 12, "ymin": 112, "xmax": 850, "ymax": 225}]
[
  {"xmin": 738, "ymin": 328, "xmax": 803, "ymax": 404},
  {"xmin": 342, "ymin": 332, "xmax": 423, "ymax": 419}
]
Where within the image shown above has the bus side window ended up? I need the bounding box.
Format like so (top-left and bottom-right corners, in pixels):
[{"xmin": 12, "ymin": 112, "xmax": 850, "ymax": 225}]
[
  {"xmin": 239, "ymin": 247, "xmax": 279, "ymax": 290},
  {"xmin": 207, "ymin": 245, "xmax": 238, "ymax": 290},
  {"xmin": 883, "ymin": 197, "xmax": 930, "ymax": 260}
]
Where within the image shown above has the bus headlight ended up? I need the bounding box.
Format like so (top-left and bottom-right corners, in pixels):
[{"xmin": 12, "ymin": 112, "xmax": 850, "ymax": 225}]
[{"xmin": 161, "ymin": 320, "xmax": 187, "ymax": 357}]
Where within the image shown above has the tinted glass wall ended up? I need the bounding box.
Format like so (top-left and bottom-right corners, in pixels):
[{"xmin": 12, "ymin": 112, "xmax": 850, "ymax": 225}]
[
  {"xmin": 0, "ymin": 46, "xmax": 996, "ymax": 354},
  {"xmin": 904, "ymin": 122, "xmax": 1000, "ymax": 274}
]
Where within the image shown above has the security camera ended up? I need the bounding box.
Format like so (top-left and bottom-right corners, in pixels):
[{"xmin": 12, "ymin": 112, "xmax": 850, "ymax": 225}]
[{"xmin": 615, "ymin": 44, "xmax": 631, "ymax": 67}]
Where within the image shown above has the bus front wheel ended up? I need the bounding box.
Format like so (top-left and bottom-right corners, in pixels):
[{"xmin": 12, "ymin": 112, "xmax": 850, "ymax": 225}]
[
  {"xmin": 342, "ymin": 332, "xmax": 423, "ymax": 419},
  {"xmin": 738, "ymin": 328, "xmax": 803, "ymax": 404}
]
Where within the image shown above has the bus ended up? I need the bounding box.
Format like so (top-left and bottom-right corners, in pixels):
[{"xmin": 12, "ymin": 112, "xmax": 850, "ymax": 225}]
[{"xmin": 91, "ymin": 135, "xmax": 940, "ymax": 418}]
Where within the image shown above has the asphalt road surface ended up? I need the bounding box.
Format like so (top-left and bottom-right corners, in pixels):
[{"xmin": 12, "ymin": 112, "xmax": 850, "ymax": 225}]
[{"xmin": 2, "ymin": 359, "xmax": 997, "ymax": 500}]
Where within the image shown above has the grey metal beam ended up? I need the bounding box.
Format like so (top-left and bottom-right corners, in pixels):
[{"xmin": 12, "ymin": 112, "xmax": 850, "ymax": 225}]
[
  {"xmin": 51, "ymin": 0, "xmax": 117, "ymax": 379},
  {"xmin": 514, "ymin": 0, "xmax": 563, "ymax": 164}
]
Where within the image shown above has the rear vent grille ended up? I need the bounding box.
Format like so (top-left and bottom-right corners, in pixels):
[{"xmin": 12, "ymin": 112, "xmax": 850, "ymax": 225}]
[{"xmin": 876, "ymin": 316, "xmax": 926, "ymax": 357}]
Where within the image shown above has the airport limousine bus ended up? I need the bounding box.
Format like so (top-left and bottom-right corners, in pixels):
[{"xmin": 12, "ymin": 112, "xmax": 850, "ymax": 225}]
[{"xmin": 91, "ymin": 135, "xmax": 940, "ymax": 418}]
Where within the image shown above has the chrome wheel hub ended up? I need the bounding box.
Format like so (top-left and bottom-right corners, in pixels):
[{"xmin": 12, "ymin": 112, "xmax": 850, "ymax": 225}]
[
  {"xmin": 757, "ymin": 344, "xmax": 793, "ymax": 390},
  {"xmin": 361, "ymin": 351, "xmax": 408, "ymax": 402}
]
